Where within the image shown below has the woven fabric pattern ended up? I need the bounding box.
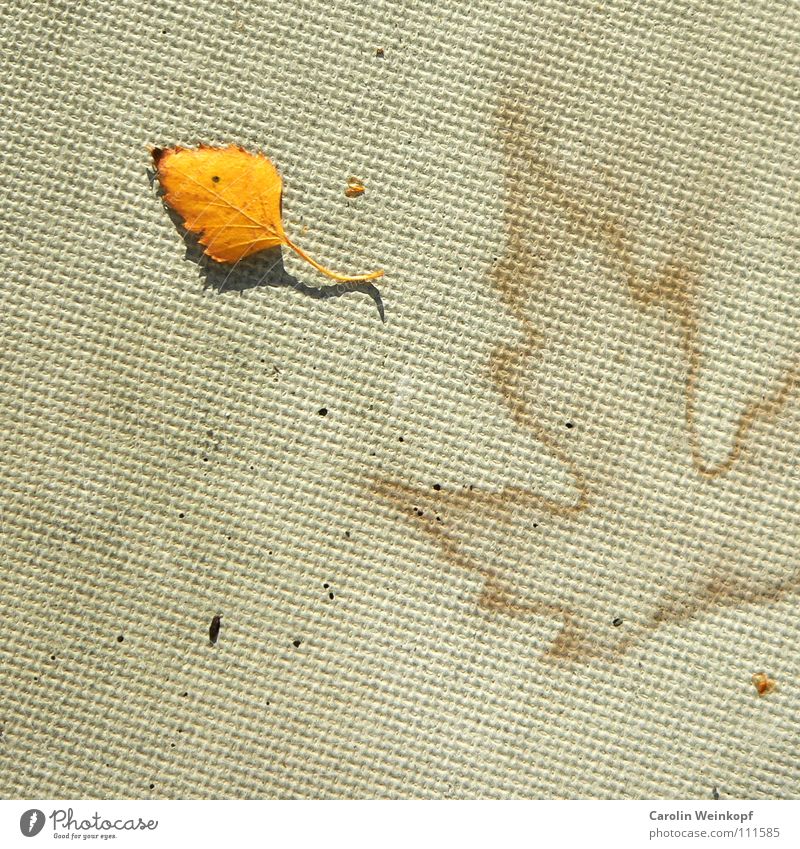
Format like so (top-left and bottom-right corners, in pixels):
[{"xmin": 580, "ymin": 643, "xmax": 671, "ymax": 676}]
[{"xmin": 0, "ymin": 0, "xmax": 798, "ymax": 798}]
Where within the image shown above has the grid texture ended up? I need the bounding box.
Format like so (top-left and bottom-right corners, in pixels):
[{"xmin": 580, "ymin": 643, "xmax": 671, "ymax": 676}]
[{"xmin": 0, "ymin": 0, "xmax": 798, "ymax": 799}]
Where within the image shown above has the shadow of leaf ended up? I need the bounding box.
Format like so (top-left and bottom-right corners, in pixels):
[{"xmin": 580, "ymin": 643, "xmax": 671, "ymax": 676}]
[{"xmin": 147, "ymin": 166, "xmax": 385, "ymax": 322}]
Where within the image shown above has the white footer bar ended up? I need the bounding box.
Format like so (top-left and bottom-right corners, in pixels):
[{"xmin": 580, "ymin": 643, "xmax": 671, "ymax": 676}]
[{"xmin": 2, "ymin": 799, "xmax": 796, "ymax": 848}]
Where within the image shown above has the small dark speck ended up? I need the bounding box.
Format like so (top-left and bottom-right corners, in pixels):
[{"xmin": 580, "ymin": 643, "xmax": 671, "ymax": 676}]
[
  {"xmin": 292, "ymin": 639, "xmax": 302, "ymax": 648},
  {"xmin": 612, "ymin": 617, "xmax": 623, "ymax": 627},
  {"xmin": 712, "ymin": 787, "xmax": 720, "ymax": 800},
  {"xmin": 202, "ymin": 456, "xmax": 209, "ymax": 462},
  {"xmin": 211, "ymin": 176, "xmax": 220, "ymax": 183},
  {"xmin": 170, "ymin": 743, "xmax": 175, "ymax": 748},
  {"xmin": 376, "ymin": 48, "xmax": 385, "ymax": 58},
  {"xmin": 345, "ymin": 531, "xmax": 350, "ymax": 538},
  {"xmin": 207, "ymin": 429, "xmax": 214, "ymax": 437},
  {"xmin": 266, "ymin": 700, "xmax": 271, "ymax": 706},
  {"xmin": 323, "ymin": 583, "xmax": 330, "ymax": 589},
  {"xmin": 161, "ymin": 28, "xmax": 166, "ymax": 34},
  {"xmin": 328, "ymin": 592, "xmax": 335, "ymax": 600},
  {"xmin": 398, "ymin": 436, "xmax": 404, "ymax": 442},
  {"xmin": 209, "ymin": 614, "xmax": 222, "ymax": 645},
  {"xmin": 117, "ymin": 635, "xmax": 124, "ymax": 643},
  {"xmin": 433, "ymin": 484, "xmax": 441, "ymax": 491},
  {"xmin": 149, "ymin": 783, "xmax": 155, "ymax": 790},
  {"xmin": 179, "ymin": 512, "xmax": 185, "ymax": 518},
  {"xmin": 565, "ymin": 422, "xmax": 574, "ymax": 429},
  {"xmin": 415, "ymin": 508, "xmax": 423, "ymax": 516},
  {"xmin": 181, "ymin": 691, "xmax": 188, "ymax": 697},
  {"xmin": 318, "ymin": 407, "xmax": 328, "ymax": 416},
  {"xmin": 50, "ymin": 654, "xmax": 56, "ymax": 661}
]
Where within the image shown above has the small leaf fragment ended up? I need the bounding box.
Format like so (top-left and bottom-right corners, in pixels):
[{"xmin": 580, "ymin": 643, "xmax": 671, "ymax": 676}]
[
  {"xmin": 344, "ymin": 176, "xmax": 365, "ymax": 198},
  {"xmin": 752, "ymin": 671, "xmax": 776, "ymax": 696}
]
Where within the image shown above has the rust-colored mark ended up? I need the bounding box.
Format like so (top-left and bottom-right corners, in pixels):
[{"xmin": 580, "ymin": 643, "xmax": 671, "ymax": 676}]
[
  {"xmin": 345, "ymin": 176, "xmax": 366, "ymax": 198},
  {"xmin": 488, "ymin": 102, "xmax": 799, "ymax": 484},
  {"xmin": 752, "ymin": 672, "xmax": 776, "ymax": 696},
  {"xmin": 371, "ymin": 96, "xmax": 799, "ymax": 662}
]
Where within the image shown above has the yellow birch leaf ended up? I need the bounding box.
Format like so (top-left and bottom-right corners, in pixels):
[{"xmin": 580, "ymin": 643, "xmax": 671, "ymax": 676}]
[{"xmin": 152, "ymin": 144, "xmax": 383, "ymax": 283}]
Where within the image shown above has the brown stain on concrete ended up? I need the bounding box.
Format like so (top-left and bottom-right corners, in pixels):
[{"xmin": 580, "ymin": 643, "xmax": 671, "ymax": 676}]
[
  {"xmin": 493, "ymin": 100, "xmax": 800, "ymax": 482},
  {"xmin": 372, "ymin": 99, "xmax": 799, "ymax": 661}
]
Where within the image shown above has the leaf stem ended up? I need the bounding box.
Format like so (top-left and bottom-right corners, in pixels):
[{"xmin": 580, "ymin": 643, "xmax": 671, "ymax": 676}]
[{"xmin": 283, "ymin": 236, "xmax": 384, "ymax": 283}]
